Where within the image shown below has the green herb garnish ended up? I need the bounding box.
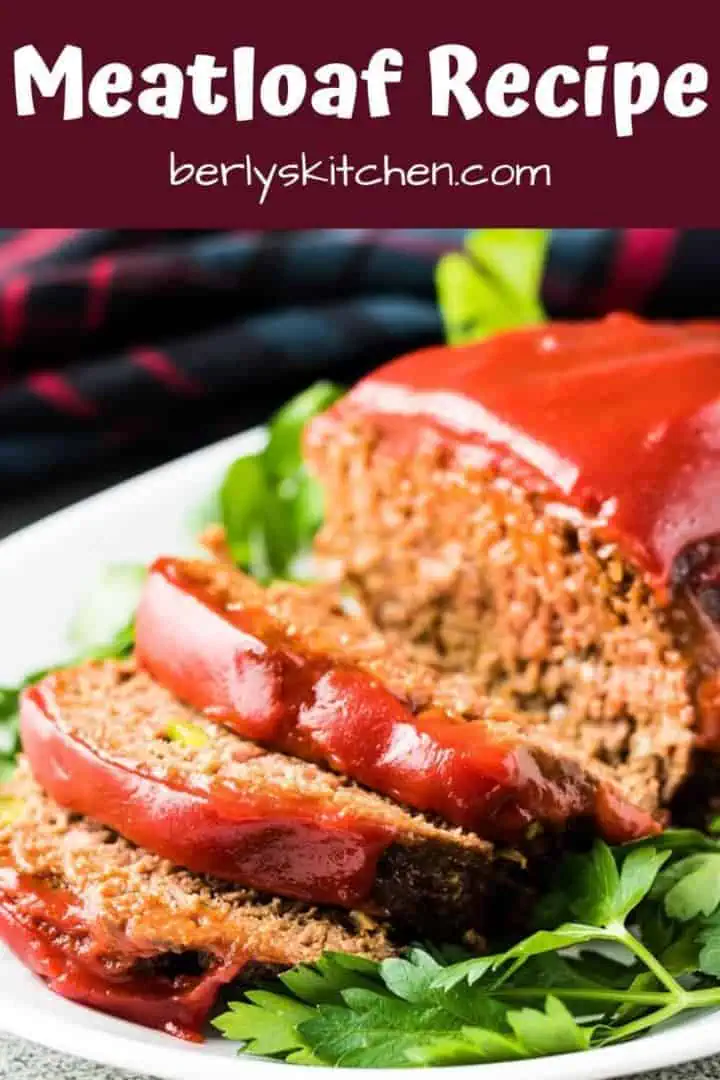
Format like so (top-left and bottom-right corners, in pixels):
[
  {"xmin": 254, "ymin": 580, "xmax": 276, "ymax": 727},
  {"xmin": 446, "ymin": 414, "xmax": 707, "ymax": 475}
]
[
  {"xmin": 220, "ymin": 381, "xmax": 343, "ymax": 582},
  {"xmin": 436, "ymin": 228, "xmax": 549, "ymax": 345},
  {"xmin": 215, "ymin": 836, "xmax": 720, "ymax": 1067}
]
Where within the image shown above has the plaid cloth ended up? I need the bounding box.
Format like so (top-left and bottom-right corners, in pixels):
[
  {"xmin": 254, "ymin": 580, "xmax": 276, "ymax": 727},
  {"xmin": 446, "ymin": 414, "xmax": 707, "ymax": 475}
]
[{"xmin": 1, "ymin": 227, "xmax": 719, "ymax": 490}]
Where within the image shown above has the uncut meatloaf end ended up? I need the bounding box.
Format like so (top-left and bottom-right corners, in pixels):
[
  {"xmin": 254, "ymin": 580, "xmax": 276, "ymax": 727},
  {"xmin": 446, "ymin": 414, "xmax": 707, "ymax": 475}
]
[
  {"xmin": 21, "ymin": 659, "xmax": 555, "ymax": 942},
  {"xmin": 304, "ymin": 321, "xmax": 720, "ymax": 817},
  {"xmin": 134, "ymin": 556, "xmax": 661, "ymax": 844},
  {"xmin": 0, "ymin": 763, "xmax": 393, "ymax": 1040}
]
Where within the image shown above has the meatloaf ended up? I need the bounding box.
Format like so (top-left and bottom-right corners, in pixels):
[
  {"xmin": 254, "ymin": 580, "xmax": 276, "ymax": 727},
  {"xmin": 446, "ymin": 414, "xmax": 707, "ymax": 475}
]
[
  {"xmin": 21, "ymin": 659, "xmax": 556, "ymax": 941},
  {"xmin": 0, "ymin": 763, "xmax": 392, "ymax": 1040},
  {"xmin": 305, "ymin": 314, "xmax": 720, "ymax": 818},
  {"xmin": 134, "ymin": 555, "xmax": 659, "ymax": 842}
]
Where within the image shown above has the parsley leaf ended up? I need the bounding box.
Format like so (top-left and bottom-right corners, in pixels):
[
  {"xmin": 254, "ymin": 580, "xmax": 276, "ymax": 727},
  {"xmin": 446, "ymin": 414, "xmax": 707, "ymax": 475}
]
[
  {"xmin": 436, "ymin": 229, "xmax": 549, "ymax": 345},
  {"xmin": 613, "ymin": 847, "xmax": 672, "ymax": 923},
  {"xmin": 212, "ymin": 992, "xmax": 313, "ymax": 1057},
  {"xmin": 405, "ymin": 1029, "xmax": 528, "ymax": 1067},
  {"xmin": 655, "ymin": 854, "xmax": 720, "ymax": 921},
  {"xmin": 299, "ymin": 994, "xmax": 458, "ymax": 1068},
  {"xmin": 507, "ymin": 996, "xmax": 592, "ymax": 1055},
  {"xmin": 216, "ymin": 832, "xmax": 720, "ymax": 1068},
  {"xmin": 380, "ymin": 949, "xmax": 443, "ymax": 1002},
  {"xmin": 280, "ymin": 952, "xmax": 382, "ymax": 1005},
  {"xmin": 697, "ymin": 914, "xmax": 720, "ymax": 977},
  {"xmin": 568, "ymin": 840, "xmax": 621, "ymax": 925},
  {"xmin": 220, "ymin": 381, "xmax": 343, "ymax": 582}
]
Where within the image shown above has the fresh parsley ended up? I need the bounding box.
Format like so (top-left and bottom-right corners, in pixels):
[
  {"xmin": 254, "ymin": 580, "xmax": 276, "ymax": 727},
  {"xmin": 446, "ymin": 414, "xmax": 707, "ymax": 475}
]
[
  {"xmin": 215, "ymin": 837, "xmax": 720, "ymax": 1067},
  {"xmin": 436, "ymin": 228, "xmax": 549, "ymax": 345},
  {"xmin": 220, "ymin": 381, "xmax": 343, "ymax": 582}
]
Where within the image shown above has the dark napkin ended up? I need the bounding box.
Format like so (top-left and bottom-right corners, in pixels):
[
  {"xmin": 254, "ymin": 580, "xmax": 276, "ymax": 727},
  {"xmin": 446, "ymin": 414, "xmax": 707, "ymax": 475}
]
[{"xmin": 0, "ymin": 227, "xmax": 719, "ymax": 490}]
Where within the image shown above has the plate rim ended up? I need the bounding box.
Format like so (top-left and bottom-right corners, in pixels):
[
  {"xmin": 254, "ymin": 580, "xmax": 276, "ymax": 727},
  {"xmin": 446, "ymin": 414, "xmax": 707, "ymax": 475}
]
[{"xmin": 3, "ymin": 975, "xmax": 720, "ymax": 1080}]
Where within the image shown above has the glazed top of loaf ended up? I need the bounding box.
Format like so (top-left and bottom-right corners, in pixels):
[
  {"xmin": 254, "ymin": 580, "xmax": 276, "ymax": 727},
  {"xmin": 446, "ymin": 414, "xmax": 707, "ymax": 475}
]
[{"xmin": 336, "ymin": 313, "xmax": 720, "ymax": 591}]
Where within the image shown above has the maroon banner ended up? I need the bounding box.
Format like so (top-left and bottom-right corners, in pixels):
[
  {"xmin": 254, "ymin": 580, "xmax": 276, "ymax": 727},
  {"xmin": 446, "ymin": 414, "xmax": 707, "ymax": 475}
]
[{"xmin": 0, "ymin": 0, "xmax": 718, "ymax": 225}]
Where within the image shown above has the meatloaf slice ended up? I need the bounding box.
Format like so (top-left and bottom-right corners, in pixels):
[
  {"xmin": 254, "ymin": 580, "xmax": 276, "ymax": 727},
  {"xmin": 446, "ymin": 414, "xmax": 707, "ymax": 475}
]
[
  {"xmin": 21, "ymin": 659, "xmax": 547, "ymax": 941},
  {"xmin": 0, "ymin": 763, "xmax": 392, "ymax": 1040},
  {"xmin": 305, "ymin": 315, "xmax": 720, "ymax": 816},
  {"xmin": 134, "ymin": 555, "xmax": 659, "ymax": 844}
]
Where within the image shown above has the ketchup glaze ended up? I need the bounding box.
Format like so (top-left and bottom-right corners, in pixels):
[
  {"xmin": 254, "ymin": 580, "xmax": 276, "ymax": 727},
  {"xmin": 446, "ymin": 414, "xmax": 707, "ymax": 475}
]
[
  {"xmin": 135, "ymin": 558, "xmax": 659, "ymax": 845},
  {"xmin": 0, "ymin": 871, "xmax": 243, "ymax": 1040},
  {"xmin": 20, "ymin": 679, "xmax": 395, "ymax": 910},
  {"xmin": 343, "ymin": 314, "xmax": 720, "ymax": 592}
]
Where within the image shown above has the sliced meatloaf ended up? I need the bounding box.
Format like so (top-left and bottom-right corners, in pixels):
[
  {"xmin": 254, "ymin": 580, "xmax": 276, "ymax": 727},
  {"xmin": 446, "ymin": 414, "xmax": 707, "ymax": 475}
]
[
  {"xmin": 0, "ymin": 763, "xmax": 392, "ymax": 1040},
  {"xmin": 134, "ymin": 555, "xmax": 659, "ymax": 842},
  {"xmin": 21, "ymin": 659, "xmax": 553, "ymax": 940},
  {"xmin": 305, "ymin": 314, "xmax": 720, "ymax": 817}
]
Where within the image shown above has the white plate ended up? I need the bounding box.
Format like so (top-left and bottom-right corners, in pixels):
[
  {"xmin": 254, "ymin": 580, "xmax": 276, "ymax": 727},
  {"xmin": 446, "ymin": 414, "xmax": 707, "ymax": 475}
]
[{"xmin": 0, "ymin": 429, "xmax": 718, "ymax": 1080}]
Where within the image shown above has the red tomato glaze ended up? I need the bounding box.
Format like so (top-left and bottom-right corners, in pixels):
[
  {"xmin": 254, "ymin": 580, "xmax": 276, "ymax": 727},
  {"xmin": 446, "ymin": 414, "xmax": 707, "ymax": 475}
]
[
  {"xmin": 135, "ymin": 558, "xmax": 659, "ymax": 845},
  {"xmin": 0, "ymin": 870, "xmax": 243, "ymax": 1040},
  {"xmin": 341, "ymin": 314, "xmax": 720, "ymax": 592},
  {"xmin": 20, "ymin": 682, "xmax": 395, "ymax": 908}
]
